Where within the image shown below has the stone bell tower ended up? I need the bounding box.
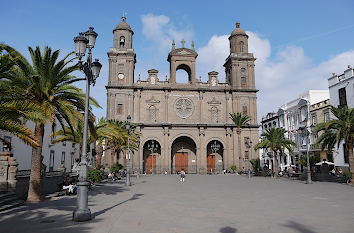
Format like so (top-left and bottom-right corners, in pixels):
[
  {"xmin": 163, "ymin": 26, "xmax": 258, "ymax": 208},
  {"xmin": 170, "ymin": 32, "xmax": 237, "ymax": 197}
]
[
  {"xmin": 224, "ymin": 22, "xmax": 256, "ymax": 90},
  {"xmin": 167, "ymin": 40, "xmax": 199, "ymax": 84},
  {"xmin": 108, "ymin": 16, "xmax": 136, "ymax": 86}
]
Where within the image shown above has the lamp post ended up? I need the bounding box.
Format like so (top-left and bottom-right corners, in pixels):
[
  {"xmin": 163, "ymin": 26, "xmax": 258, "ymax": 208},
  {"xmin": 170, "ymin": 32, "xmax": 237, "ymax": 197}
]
[
  {"xmin": 72, "ymin": 27, "xmax": 102, "ymax": 222},
  {"xmin": 126, "ymin": 115, "xmax": 131, "ymax": 186},
  {"xmin": 211, "ymin": 141, "xmax": 220, "ymax": 174},
  {"xmin": 301, "ymin": 126, "xmax": 312, "ymax": 184},
  {"xmin": 148, "ymin": 140, "xmax": 158, "ymax": 174},
  {"xmin": 137, "ymin": 136, "xmax": 140, "ymax": 179}
]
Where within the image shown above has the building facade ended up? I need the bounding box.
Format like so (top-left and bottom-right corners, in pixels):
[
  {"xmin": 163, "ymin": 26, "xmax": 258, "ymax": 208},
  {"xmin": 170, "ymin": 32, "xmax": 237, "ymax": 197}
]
[
  {"xmin": 0, "ymin": 119, "xmax": 86, "ymax": 172},
  {"xmin": 260, "ymin": 90, "xmax": 331, "ymax": 172},
  {"xmin": 106, "ymin": 17, "xmax": 259, "ymax": 174},
  {"xmin": 328, "ymin": 65, "xmax": 354, "ymax": 168}
]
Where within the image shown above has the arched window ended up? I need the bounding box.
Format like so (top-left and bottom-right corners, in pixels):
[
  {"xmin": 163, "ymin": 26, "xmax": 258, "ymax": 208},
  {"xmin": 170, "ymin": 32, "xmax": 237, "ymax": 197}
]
[
  {"xmin": 149, "ymin": 105, "xmax": 157, "ymax": 122},
  {"xmin": 210, "ymin": 106, "xmax": 218, "ymax": 122},
  {"xmin": 119, "ymin": 36, "xmax": 125, "ymax": 48},
  {"xmin": 239, "ymin": 41, "xmax": 244, "ymax": 52},
  {"xmin": 242, "ymin": 105, "xmax": 248, "ymax": 115},
  {"xmin": 241, "ymin": 77, "xmax": 247, "ymax": 88}
]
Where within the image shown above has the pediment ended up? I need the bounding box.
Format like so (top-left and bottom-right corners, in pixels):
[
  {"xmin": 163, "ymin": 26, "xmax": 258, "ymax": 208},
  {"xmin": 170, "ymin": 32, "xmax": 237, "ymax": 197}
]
[
  {"xmin": 207, "ymin": 97, "xmax": 221, "ymax": 105},
  {"xmin": 169, "ymin": 48, "xmax": 198, "ymax": 57},
  {"xmin": 146, "ymin": 96, "xmax": 160, "ymax": 104}
]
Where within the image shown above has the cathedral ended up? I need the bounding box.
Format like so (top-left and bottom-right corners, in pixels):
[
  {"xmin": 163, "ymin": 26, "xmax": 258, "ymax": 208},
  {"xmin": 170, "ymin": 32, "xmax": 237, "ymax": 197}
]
[{"xmin": 106, "ymin": 16, "xmax": 259, "ymax": 174}]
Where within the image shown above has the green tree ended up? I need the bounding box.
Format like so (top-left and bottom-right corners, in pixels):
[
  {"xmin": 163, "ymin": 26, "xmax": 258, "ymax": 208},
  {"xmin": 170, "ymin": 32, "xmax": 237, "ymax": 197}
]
[
  {"xmin": 315, "ymin": 106, "xmax": 354, "ymax": 183},
  {"xmin": 0, "ymin": 44, "xmax": 100, "ymax": 202},
  {"xmin": 229, "ymin": 112, "xmax": 251, "ymax": 171},
  {"xmin": 254, "ymin": 128, "xmax": 297, "ymax": 178}
]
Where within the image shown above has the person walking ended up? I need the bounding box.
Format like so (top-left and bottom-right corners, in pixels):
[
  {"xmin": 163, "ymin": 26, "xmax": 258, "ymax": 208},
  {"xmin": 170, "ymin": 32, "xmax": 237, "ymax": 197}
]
[{"xmin": 180, "ymin": 169, "xmax": 186, "ymax": 182}]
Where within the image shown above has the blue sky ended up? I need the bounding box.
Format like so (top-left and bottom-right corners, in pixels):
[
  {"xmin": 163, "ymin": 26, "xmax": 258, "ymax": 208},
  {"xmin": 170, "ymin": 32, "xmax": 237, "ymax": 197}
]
[{"xmin": 1, "ymin": 0, "xmax": 354, "ymax": 120}]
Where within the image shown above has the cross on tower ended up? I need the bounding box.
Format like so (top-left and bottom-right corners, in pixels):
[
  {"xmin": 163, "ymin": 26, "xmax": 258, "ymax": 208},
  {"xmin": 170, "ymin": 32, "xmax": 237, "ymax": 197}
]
[{"xmin": 181, "ymin": 39, "xmax": 186, "ymax": 48}]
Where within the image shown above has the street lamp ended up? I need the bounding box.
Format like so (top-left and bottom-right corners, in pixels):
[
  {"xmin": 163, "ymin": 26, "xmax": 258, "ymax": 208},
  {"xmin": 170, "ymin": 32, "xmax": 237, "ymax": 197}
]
[
  {"xmin": 301, "ymin": 126, "xmax": 312, "ymax": 184},
  {"xmin": 147, "ymin": 140, "xmax": 158, "ymax": 174},
  {"xmin": 137, "ymin": 136, "xmax": 140, "ymax": 179},
  {"xmin": 72, "ymin": 27, "xmax": 102, "ymax": 222},
  {"xmin": 211, "ymin": 141, "xmax": 220, "ymax": 174},
  {"xmin": 126, "ymin": 115, "xmax": 131, "ymax": 186}
]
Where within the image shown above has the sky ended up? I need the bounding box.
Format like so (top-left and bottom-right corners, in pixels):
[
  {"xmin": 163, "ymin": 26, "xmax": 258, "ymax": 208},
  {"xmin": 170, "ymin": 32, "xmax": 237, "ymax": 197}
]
[{"xmin": 1, "ymin": 0, "xmax": 354, "ymax": 122}]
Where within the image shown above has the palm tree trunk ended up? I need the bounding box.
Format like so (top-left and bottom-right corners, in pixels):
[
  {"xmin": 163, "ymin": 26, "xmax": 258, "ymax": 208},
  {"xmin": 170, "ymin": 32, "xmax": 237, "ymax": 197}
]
[
  {"xmin": 237, "ymin": 130, "xmax": 242, "ymax": 172},
  {"xmin": 110, "ymin": 141, "xmax": 115, "ymax": 167},
  {"xmin": 273, "ymin": 150, "xmax": 279, "ymax": 178},
  {"xmin": 347, "ymin": 140, "xmax": 354, "ymax": 183},
  {"xmin": 27, "ymin": 123, "xmax": 44, "ymax": 202},
  {"xmin": 96, "ymin": 143, "xmax": 103, "ymax": 170}
]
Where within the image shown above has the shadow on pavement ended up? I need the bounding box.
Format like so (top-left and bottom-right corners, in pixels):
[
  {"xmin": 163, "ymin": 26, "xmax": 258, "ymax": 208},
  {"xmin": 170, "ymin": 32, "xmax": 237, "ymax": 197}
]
[
  {"xmin": 92, "ymin": 193, "xmax": 144, "ymax": 218},
  {"xmin": 0, "ymin": 207, "xmax": 100, "ymax": 233},
  {"xmin": 219, "ymin": 226, "xmax": 237, "ymax": 233},
  {"xmin": 282, "ymin": 220, "xmax": 317, "ymax": 233}
]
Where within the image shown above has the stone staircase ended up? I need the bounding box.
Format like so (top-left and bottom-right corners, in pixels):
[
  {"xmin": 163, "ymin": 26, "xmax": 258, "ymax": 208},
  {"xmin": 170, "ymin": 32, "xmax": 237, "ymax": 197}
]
[{"xmin": 0, "ymin": 191, "xmax": 25, "ymax": 212}]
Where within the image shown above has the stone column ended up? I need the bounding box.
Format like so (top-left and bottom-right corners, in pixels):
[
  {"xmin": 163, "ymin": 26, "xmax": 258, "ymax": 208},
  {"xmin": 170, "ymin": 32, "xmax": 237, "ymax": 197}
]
[{"xmin": 198, "ymin": 128, "xmax": 206, "ymax": 174}]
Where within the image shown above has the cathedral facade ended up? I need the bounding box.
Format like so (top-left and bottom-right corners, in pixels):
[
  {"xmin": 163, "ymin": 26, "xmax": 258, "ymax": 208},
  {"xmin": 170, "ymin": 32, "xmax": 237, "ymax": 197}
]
[{"xmin": 106, "ymin": 17, "xmax": 259, "ymax": 174}]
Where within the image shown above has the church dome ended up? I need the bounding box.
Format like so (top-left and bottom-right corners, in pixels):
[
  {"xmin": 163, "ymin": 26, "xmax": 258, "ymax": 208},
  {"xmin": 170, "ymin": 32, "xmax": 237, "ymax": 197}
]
[
  {"xmin": 114, "ymin": 16, "xmax": 133, "ymax": 32},
  {"xmin": 230, "ymin": 22, "xmax": 247, "ymax": 37}
]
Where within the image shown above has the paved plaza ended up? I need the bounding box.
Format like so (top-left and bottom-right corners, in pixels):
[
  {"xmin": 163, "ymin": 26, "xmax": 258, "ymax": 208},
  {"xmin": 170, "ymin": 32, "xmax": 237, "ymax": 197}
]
[{"xmin": 0, "ymin": 175, "xmax": 354, "ymax": 233}]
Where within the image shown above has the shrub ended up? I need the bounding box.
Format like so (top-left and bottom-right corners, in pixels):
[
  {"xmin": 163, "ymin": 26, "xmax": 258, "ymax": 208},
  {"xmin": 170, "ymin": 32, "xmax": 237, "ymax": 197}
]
[
  {"xmin": 111, "ymin": 162, "xmax": 123, "ymax": 173},
  {"xmin": 343, "ymin": 170, "xmax": 352, "ymax": 183},
  {"xmin": 88, "ymin": 169, "xmax": 103, "ymax": 183},
  {"xmin": 230, "ymin": 165, "xmax": 237, "ymax": 173}
]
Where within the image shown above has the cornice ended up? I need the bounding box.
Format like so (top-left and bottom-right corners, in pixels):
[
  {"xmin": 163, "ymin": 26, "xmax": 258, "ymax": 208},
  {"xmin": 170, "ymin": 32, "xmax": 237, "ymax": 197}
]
[{"xmin": 106, "ymin": 85, "xmax": 259, "ymax": 93}]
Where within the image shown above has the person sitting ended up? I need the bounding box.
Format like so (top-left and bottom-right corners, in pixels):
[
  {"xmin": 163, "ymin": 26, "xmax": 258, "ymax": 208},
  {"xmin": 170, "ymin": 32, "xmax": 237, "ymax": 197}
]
[{"xmin": 330, "ymin": 168, "xmax": 336, "ymax": 176}]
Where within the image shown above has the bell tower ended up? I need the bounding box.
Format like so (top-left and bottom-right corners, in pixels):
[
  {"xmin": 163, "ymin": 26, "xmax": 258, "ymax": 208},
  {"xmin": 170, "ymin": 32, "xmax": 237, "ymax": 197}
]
[
  {"xmin": 108, "ymin": 16, "xmax": 136, "ymax": 86},
  {"xmin": 224, "ymin": 22, "xmax": 255, "ymax": 89}
]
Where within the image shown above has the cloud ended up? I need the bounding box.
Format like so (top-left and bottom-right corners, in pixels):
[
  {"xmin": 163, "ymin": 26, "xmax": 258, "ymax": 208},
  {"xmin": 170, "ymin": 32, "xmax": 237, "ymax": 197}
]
[
  {"xmin": 141, "ymin": 14, "xmax": 194, "ymax": 52},
  {"xmin": 196, "ymin": 31, "xmax": 354, "ymax": 121}
]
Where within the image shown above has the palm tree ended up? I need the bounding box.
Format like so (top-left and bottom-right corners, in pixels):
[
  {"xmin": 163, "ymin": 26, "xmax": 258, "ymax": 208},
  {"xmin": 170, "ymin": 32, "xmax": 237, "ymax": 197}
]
[
  {"xmin": 254, "ymin": 128, "xmax": 297, "ymax": 178},
  {"xmin": 96, "ymin": 119, "xmax": 140, "ymax": 167},
  {"xmin": 229, "ymin": 112, "xmax": 251, "ymax": 171},
  {"xmin": 0, "ymin": 44, "xmax": 100, "ymax": 202},
  {"xmin": 0, "ymin": 51, "xmax": 39, "ymax": 147},
  {"xmin": 315, "ymin": 106, "xmax": 354, "ymax": 182},
  {"xmin": 0, "ymin": 101, "xmax": 40, "ymax": 147}
]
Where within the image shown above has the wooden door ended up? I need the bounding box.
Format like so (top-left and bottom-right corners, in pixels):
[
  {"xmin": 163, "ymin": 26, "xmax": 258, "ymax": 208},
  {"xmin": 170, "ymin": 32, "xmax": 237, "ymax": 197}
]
[
  {"xmin": 146, "ymin": 154, "xmax": 156, "ymax": 174},
  {"xmin": 175, "ymin": 152, "xmax": 188, "ymax": 173},
  {"xmin": 207, "ymin": 154, "xmax": 215, "ymax": 173}
]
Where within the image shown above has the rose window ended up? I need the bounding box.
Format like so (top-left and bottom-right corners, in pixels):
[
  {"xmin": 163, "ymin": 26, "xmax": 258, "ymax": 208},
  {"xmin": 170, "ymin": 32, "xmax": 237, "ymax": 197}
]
[{"xmin": 175, "ymin": 98, "xmax": 193, "ymax": 118}]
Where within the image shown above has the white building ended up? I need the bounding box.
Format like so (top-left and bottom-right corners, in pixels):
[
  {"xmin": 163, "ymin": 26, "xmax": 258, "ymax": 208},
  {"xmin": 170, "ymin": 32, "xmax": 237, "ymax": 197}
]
[
  {"xmin": 260, "ymin": 90, "xmax": 330, "ymax": 172},
  {"xmin": 328, "ymin": 65, "xmax": 354, "ymax": 168},
  {"xmin": 0, "ymin": 119, "xmax": 94, "ymax": 172}
]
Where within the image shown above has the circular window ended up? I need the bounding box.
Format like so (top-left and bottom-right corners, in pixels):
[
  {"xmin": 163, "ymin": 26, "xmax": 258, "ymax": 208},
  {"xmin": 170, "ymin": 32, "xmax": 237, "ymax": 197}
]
[{"xmin": 175, "ymin": 98, "xmax": 193, "ymax": 118}]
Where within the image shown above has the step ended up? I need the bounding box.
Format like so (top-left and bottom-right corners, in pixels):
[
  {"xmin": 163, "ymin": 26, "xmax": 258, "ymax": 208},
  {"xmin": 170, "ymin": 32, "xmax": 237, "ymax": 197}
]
[
  {"xmin": 0, "ymin": 192, "xmax": 16, "ymax": 201},
  {"xmin": 0, "ymin": 196, "xmax": 17, "ymax": 206},
  {"xmin": 0, "ymin": 199, "xmax": 25, "ymax": 212}
]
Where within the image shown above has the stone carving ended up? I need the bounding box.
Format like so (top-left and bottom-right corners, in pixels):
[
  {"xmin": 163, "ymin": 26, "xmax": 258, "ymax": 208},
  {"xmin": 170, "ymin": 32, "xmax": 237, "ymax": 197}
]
[
  {"xmin": 175, "ymin": 98, "xmax": 193, "ymax": 118},
  {"xmin": 207, "ymin": 97, "xmax": 221, "ymax": 105},
  {"xmin": 146, "ymin": 96, "xmax": 160, "ymax": 104}
]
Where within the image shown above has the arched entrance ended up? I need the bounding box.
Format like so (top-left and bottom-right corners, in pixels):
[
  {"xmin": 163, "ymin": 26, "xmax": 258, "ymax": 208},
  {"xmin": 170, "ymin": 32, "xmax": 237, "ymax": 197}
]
[
  {"xmin": 206, "ymin": 140, "xmax": 224, "ymax": 174},
  {"xmin": 143, "ymin": 140, "xmax": 161, "ymax": 174},
  {"xmin": 171, "ymin": 136, "xmax": 197, "ymax": 174}
]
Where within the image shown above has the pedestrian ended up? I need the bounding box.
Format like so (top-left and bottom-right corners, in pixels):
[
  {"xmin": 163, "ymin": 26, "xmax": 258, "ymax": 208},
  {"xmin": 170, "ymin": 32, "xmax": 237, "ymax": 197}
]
[{"xmin": 180, "ymin": 169, "xmax": 186, "ymax": 182}]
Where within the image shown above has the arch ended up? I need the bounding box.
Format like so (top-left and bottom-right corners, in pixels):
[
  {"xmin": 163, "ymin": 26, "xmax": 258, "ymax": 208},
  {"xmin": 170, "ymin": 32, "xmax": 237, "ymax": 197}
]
[
  {"xmin": 142, "ymin": 139, "xmax": 161, "ymax": 174},
  {"xmin": 206, "ymin": 140, "xmax": 224, "ymax": 174},
  {"xmin": 239, "ymin": 41, "xmax": 244, "ymax": 52},
  {"xmin": 171, "ymin": 136, "xmax": 197, "ymax": 174},
  {"xmin": 176, "ymin": 64, "xmax": 192, "ymax": 83},
  {"xmin": 119, "ymin": 36, "xmax": 125, "ymax": 48}
]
